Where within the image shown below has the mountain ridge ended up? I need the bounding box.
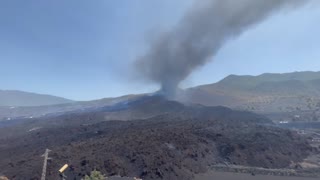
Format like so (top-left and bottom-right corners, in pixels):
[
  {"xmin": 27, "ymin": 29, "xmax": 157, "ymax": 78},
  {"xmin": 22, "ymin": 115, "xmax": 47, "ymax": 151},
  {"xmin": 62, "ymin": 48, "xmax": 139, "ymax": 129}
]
[
  {"xmin": 0, "ymin": 90, "xmax": 73, "ymax": 107},
  {"xmin": 185, "ymin": 71, "xmax": 320, "ymax": 122},
  {"xmin": 2, "ymin": 71, "xmax": 320, "ymax": 122}
]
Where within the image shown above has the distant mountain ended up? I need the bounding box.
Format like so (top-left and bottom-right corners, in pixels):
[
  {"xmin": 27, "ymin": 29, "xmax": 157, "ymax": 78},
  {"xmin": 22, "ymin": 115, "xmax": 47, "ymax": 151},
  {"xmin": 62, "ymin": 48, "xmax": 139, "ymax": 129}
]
[
  {"xmin": 0, "ymin": 90, "xmax": 73, "ymax": 107},
  {"xmin": 186, "ymin": 71, "xmax": 320, "ymax": 121},
  {"xmin": 2, "ymin": 71, "xmax": 320, "ymax": 122},
  {"xmin": 0, "ymin": 94, "xmax": 142, "ymax": 120}
]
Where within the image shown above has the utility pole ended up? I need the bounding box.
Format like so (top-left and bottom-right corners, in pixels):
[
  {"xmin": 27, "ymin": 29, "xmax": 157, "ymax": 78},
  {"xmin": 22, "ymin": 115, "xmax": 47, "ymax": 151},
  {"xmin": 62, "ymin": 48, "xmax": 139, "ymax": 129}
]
[{"xmin": 41, "ymin": 149, "xmax": 51, "ymax": 180}]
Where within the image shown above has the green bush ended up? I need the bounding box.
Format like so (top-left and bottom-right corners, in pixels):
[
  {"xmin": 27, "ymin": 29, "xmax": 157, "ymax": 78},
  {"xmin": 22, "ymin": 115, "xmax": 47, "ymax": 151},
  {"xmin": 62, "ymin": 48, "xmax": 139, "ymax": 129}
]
[{"xmin": 84, "ymin": 170, "xmax": 105, "ymax": 180}]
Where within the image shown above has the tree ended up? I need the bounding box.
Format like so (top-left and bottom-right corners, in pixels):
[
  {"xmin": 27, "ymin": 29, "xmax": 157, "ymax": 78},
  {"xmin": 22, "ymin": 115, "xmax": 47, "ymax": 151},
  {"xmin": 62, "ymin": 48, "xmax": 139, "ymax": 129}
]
[{"xmin": 84, "ymin": 170, "xmax": 105, "ymax": 180}]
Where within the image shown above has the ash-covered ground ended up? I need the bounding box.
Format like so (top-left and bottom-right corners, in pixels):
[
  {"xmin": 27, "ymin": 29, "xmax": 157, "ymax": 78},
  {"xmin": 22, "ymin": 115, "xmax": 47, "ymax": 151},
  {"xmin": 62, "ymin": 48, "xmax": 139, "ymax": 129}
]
[{"xmin": 0, "ymin": 96, "xmax": 318, "ymax": 180}]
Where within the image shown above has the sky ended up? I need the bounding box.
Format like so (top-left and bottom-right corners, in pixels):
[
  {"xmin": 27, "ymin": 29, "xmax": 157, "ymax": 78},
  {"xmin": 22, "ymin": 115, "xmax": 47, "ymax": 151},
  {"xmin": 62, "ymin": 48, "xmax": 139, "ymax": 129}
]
[{"xmin": 0, "ymin": 0, "xmax": 319, "ymax": 100}]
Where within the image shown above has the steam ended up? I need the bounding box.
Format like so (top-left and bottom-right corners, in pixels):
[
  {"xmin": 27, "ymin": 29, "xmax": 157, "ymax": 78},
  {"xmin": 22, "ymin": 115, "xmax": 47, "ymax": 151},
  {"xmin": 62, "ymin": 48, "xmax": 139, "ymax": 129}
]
[{"xmin": 136, "ymin": 0, "xmax": 309, "ymax": 98}]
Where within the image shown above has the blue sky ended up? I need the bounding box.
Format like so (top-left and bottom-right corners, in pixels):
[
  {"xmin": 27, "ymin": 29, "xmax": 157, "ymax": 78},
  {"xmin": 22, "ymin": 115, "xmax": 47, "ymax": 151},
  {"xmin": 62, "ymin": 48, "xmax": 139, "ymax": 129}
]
[{"xmin": 0, "ymin": 0, "xmax": 319, "ymax": 100}]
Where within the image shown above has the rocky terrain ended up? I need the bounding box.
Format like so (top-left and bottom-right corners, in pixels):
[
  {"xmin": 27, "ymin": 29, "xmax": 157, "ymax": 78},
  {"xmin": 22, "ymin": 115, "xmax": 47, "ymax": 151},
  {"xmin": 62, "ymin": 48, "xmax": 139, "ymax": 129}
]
[{"xmin": 0, "ymin": 96, "xmax": 316, "ymax": 180}]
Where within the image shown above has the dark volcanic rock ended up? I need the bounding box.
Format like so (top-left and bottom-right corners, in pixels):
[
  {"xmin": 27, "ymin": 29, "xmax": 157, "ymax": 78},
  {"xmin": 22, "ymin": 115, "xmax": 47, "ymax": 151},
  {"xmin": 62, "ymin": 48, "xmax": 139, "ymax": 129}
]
[{"xmin": 0, "ymin": 98, "xmax": 313, "ymax": 180}]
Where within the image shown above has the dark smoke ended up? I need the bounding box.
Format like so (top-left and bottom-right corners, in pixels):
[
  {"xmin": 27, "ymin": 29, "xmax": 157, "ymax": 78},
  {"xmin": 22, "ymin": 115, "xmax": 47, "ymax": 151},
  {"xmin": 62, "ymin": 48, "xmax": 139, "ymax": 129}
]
[{"xmin": 136, "ymin": 0, "xmax": 309, "ymax": 98}]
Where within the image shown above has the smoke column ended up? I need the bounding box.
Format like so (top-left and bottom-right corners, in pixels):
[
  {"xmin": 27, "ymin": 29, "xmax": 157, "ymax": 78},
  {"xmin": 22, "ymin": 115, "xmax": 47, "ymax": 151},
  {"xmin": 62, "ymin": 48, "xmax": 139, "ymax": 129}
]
[{"xmin": 136, "ymin": 0, "xmax": 309, "ymax": 98}]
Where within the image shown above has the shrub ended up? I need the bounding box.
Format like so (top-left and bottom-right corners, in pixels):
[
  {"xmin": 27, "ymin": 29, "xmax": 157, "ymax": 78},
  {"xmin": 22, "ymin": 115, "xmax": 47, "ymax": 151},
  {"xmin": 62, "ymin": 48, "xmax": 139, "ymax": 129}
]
[{"xmin": 83, "ymin": 170, "xmax": 105, "ymax": 180}]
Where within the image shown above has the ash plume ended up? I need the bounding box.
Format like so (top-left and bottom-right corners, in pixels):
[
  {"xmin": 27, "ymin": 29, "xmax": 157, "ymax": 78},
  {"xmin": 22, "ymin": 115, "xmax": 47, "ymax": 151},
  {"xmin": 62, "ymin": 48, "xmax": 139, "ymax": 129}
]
[{"xmin": 136, "ymin": 0, "xmax": 309, "ymax": 98}]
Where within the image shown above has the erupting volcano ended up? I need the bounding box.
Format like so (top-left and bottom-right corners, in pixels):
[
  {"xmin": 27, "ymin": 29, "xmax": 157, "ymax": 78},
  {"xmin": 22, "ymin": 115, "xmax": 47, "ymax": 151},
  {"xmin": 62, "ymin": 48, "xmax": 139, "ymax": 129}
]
[{"xmin": 136, "ymin": 0, "xmax": 310, "ymax": 98}]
